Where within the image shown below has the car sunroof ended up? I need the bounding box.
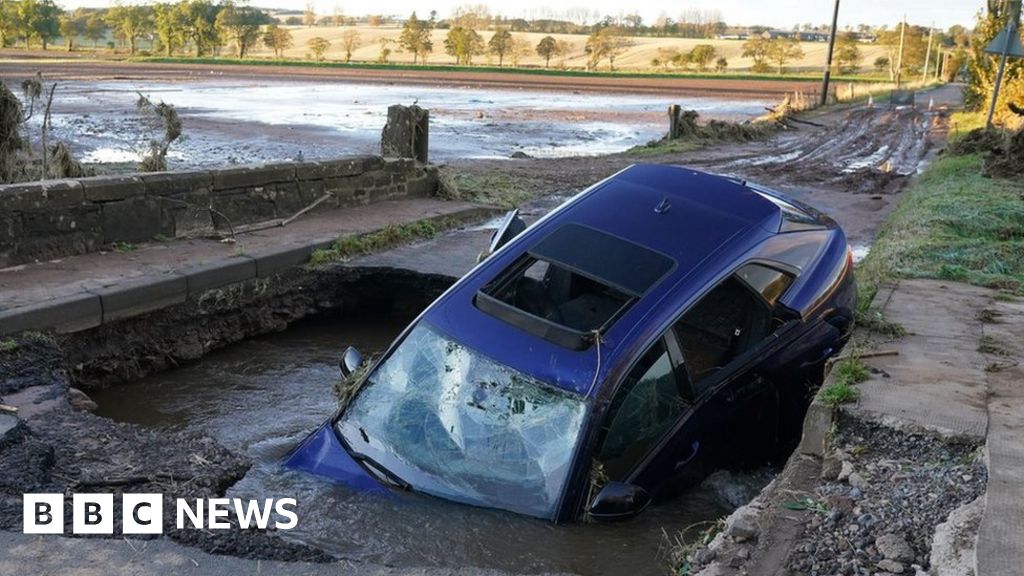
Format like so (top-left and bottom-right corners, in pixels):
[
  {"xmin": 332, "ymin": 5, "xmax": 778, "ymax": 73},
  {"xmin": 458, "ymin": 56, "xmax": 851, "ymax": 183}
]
[{"xmin": 475, "ymin": 224, "xmax": 675, "ymax": 349}]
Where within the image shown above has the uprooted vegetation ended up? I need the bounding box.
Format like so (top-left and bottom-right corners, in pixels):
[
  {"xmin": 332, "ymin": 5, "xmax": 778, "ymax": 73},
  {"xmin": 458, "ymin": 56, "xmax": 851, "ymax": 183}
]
[
  {"xmin": 632, "ymin": 109, "xmax": 778, "ymax": 155},
  {"xmin": 946, "ymin": 124, "xmax": 1024, "ymax": 179},
  {"xmin": 135, "ymin": 93, "xmax": 183, "ymax": 172},
  {"xmin": 0, "ymin": 75, "xmax": 93, "ymax": 184}
]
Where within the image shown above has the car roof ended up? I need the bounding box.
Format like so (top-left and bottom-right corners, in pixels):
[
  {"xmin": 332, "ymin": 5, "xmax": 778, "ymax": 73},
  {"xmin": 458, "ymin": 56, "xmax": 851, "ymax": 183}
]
[{"xmin": 423, "ymin": 164, "xmax": 785, "ymax": 397}]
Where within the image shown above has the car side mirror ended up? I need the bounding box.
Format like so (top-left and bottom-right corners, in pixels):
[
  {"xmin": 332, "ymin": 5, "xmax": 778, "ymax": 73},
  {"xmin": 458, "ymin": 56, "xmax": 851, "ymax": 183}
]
[
  {"xmin": 340, "ymin": 346, "xmax": 363, "ymax": 379},
  {"xmin": 479, "ymin": 209, "xmax": 526, "ymax": 263},
  {"xmin": 587, "ymin": 482, "xmax": 651, "ymax": 522}
]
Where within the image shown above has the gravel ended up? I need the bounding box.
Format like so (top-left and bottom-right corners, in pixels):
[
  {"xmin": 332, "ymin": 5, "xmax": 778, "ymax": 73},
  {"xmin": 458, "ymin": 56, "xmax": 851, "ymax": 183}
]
[{"xmin": 785, "ymin": 416, "xmax": 987, "ymax": 575}]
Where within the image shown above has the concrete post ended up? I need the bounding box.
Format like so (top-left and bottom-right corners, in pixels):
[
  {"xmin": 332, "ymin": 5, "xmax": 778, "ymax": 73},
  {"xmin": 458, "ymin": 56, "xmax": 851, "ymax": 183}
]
[{"xmin": 381, "ymin": 105, "xmax": 429, "ymax": 163}]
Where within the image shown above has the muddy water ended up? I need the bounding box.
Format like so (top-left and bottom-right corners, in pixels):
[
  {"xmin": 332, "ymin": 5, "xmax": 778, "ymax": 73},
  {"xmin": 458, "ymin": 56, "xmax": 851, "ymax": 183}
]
[
  {"xmin": 41, "ymin": 79, "xmax": 772, "ymax": 168},
  {"xmin": 93, "ymin": 314, "xmax": 752, "ymax": 575}
]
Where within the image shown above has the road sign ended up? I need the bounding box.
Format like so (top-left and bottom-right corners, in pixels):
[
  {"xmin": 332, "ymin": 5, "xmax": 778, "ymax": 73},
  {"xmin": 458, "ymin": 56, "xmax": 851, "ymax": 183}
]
[{"xmin": 985, "ymin": 26, "xmax": 1024, "ymax": 58}]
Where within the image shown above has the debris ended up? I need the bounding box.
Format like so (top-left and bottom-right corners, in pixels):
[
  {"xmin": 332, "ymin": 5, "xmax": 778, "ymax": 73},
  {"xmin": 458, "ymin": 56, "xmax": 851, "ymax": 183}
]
[{"xmin": 876, "ymin": 533, "xmax": 915, "ymax": 562}]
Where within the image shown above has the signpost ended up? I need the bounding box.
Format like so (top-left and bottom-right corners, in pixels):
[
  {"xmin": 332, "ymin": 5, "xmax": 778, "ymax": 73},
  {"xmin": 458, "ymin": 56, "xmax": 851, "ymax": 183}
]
[{"xmin": 985, "ymin": 1, "xmax": 1024, "ymax": 128}]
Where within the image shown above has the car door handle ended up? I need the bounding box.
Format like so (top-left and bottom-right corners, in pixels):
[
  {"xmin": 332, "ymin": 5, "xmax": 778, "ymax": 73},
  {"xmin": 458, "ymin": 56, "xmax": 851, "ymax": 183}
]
[{"xmin": 675, "ymin": 441, "xmax": 700, "ymax": 471}]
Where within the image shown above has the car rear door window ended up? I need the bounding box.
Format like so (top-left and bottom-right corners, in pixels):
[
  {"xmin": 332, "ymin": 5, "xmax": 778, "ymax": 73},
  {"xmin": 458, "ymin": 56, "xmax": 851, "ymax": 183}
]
[
  {"xmin": 674, "ymin": 274, "xmax": 775, "ymax": 397},
  {"xmin": 736, "ymin": 263, "xmax": 793, "ymax": 306},
  {"xmin": 596, "ymin": 339, "xmax": 685, "ymax": 480}
]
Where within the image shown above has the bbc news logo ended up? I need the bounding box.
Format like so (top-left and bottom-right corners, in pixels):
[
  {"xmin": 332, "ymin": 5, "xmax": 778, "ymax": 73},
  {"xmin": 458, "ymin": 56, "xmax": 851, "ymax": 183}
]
[{"xmin": 23, "ymin": 494, "xmax": 298, "ymax": 534}]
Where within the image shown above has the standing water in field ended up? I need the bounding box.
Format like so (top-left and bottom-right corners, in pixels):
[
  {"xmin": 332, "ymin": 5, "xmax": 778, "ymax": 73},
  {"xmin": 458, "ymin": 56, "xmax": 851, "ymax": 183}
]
[
  {"xmin": 92, "ymin": 314, "xmax": 769, "ymax": 575},
  {"xmin": 41, "ymin": 80, "xmax": 772, "ymax": 167}
]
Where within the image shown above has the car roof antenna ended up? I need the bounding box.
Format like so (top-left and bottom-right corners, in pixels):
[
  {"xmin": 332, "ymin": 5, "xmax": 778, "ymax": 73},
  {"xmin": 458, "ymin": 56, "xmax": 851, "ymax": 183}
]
[
  {"xmin": 654, "ymin": 197, "xmax": 672, "ymax": 214},
  {"xmin": 588, "ymin": 329, "xmax": 604, "ymax": 394}
]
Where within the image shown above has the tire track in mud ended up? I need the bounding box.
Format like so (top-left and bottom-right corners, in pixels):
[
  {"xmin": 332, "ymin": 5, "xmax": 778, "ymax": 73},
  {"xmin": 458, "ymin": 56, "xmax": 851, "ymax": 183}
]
[{"xmin": 690, "ymin": 106, "xmax": 936, "ymax": 196}]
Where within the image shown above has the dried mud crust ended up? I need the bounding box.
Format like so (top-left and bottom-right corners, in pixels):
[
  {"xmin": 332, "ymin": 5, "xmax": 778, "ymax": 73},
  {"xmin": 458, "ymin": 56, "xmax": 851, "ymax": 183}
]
[
  {"xmin": 0, "ymin": 337, "xmax": 332, "ymax": 562},
  {"xmin": 786, "ymin": 417, "xmax": 986, "ymax": 575}
]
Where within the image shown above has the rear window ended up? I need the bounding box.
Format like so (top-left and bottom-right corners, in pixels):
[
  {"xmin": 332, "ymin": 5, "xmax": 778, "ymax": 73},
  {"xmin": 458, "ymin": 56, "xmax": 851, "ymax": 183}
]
[{"xmin": 475, "ymin": 224, "xmax": 675, "ymax": 349}]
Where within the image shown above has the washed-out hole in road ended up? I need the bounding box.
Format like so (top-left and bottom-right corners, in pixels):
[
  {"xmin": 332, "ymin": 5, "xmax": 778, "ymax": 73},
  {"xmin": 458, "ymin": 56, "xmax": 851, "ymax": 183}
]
[{"xmin": 89, "ymin": 261, "xmax": 816, "ymax": 575}]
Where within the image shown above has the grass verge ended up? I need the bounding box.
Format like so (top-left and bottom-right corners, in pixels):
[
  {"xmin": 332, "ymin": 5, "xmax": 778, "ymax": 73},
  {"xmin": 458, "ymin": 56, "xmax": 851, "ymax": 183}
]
[
  {"xmin": 857, "ymin": 151, "xmax": 1024, "ymax": 296},
  {"xmin": 307, "ymin": 216, "xmax": 461, "ymax": 267}
]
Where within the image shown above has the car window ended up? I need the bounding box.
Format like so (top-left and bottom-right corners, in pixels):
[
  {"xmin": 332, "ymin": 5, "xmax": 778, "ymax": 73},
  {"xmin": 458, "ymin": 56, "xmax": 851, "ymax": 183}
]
[
  {"xmin": 737, "ymin": 263, "xmax": 792, "ymax": 305},
  {"xmin": 596, "ymin": 339, "xmax": 686, "ymax": 480},
  {"xmin": 674, "ymin": 275, "xmax": 774, "ymax": 397}
]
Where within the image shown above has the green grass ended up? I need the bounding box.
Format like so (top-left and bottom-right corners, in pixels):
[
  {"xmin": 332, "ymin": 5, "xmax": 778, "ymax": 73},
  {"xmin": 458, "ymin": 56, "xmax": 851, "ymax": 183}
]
[
  {"xmin": 820, "ymin": 357, "xmax": 869, "ymax": 407},
  {"xmin": 857, "ymin": 152, "xmax": 1024, "ymax": 296},
  {"xmin": 135, "ymin": 56, "xmax": 883, "ymax": 84},
  {"xmin": 0, "ymin": 338, "xmax": 19, "ymax": 353},
  {"xmin": 308, "ymin": 217, "xmax": 459, "ymax": 266}
]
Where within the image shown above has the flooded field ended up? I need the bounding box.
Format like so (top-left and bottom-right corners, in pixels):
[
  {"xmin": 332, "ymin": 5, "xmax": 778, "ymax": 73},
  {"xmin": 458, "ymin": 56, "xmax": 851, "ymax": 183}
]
[
  {"xmin": 92, "ymin": 313, "xmax": 769, "ymax": 575},
  {"xmin": 42, "ymin": 79, "xmax": 772, "ymax": 167}
]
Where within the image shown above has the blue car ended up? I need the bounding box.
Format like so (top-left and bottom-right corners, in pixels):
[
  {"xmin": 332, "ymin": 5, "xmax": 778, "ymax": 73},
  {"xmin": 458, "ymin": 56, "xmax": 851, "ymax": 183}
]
[{"xmin": 286, "ymin": 164, "xmax": 856, "ymax": 522}]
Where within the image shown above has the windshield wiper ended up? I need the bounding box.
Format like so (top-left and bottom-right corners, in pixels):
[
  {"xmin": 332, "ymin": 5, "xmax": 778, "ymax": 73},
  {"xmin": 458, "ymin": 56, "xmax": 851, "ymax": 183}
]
[{"xmin": 348, "ymin": 450, "xmax": 411, "ymax": 491}]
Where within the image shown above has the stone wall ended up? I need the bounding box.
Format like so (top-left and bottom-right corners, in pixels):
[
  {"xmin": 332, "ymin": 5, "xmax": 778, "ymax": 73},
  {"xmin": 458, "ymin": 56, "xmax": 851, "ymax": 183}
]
[{"xmin": 0, "ymin": 155, "xmax": 436, "ymax": 267}]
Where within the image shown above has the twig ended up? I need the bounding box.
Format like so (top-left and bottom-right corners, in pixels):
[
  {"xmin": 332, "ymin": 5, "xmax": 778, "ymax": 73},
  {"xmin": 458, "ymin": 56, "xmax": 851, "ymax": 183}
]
[
  {"xmin": 40, "ymin": 82, "xmax": 56, "ymax": 180},
  {"xmin": 282, "ymin": 192, "xmax": 333, "ymax": 226},
  {"xmin": 0, "ymin": 404, "xmax": 17, "ymax": 414}
]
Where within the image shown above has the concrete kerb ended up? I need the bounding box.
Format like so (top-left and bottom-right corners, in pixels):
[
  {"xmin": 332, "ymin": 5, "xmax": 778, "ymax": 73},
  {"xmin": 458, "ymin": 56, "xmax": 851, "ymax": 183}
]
[
  {"xmin": 93, "ymin": 273, "xmax": 189, "ymax": 323},
  {"xmin": 181, "ymin": 255, "xmax": 258, "ymax": 296},
  {"xmin": 0, "ymin": 204, "xmax": 497, "ymax": 336},
  {"xmin": 0, "ymin": 291, "xmax": 102, "ymax": 336}
]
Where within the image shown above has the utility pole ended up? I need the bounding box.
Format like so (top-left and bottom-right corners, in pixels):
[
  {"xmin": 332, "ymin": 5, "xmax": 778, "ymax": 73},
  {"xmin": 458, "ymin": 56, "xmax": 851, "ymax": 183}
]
[
  {"xmin": 895, "ymin": 16, "xmax": 906, "ymax": 88},
  {"xmin": 922, "ymin": 25, "xmax": 934, "ymax": 83},
  {"xmin": 820, "ymin": 0, "xmax": 841, "ymax": 106}
]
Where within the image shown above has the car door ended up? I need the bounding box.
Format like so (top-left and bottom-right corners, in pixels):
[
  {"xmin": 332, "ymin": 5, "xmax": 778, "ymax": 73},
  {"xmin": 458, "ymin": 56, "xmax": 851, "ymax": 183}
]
[
  {"xmin": 671, "ymin": 263, "xmax": 795, "ymax": 469},
  {"xmin": 591, "ymin": 336, "xmax": 707, "ymax": 500}
]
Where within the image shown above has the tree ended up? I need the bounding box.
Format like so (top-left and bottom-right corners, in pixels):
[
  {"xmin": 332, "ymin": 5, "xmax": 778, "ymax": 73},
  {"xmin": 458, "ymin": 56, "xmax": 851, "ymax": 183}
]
[
  {"xmin": 488, "ymin": 27, "xmax": 512, "ymax": 66},
  {"xmin": 766, "ymin": 37, "xmax": 803, "ymax": 74},
  {"xmin": 508, "ymin": 35, "xmax": 531, "ymax": 67},
  {"xmin": 263, "ymin": 25, "xmax": 292, "ymax": 58},
  {"xmin": 153, "ymin": 2, "xmax": 188, "ymax": 56},
  {"xmin": 376, "ymin": 37, "xmax": 393, "ymax": 63},
  {"xmin": 874, "ymin": 56, "xmax": 889, "ymax": 73},
  {"xmin": 715, "ymin": 56, "xmax": 728, "ymax": 73},
  {"xmin": 215, "ymin": 2, "xmax": 270, "ymax": 58},
  {"xmin": 444, "ymin": 26, "xmax": 483, "ymax": 65},
  {"xmin": 0, "ymin": 1, "xmax": 17, "ymax": 47},
  {"xmin": 535, "ymin": 35, "xmax": 559, "ymax": 68},
  {"xmin": 58, "ymin": 11, "xmax": 84, "ymax": 52},
  {"xmin": 965, "ymin": 0, "xmax": 1024, "ymax": 121},
  {"xmin": 651, "ymin": 47, "xmax": 679, "ymax": 70},
  {"xmin": 398, "ymin": 12, "xmax": 432, "ymax": 64},
  {"xmin": 689, "ymin": 44, "xmax": 717, "ymax": 71},
  {"xmin": 742, "ymin": 36, "xmax": 771, "ymax": 72},
  {"xmin": 834, "ymin": 32, "xmax": 862, "ymax": 74},
  {"xmin": 585, "ymin": 27, "xmax": 631, "ymax": 71},
  {"xmin": 303, "ymin": 1, "xmax": 315, "ymax": 27},
  {"xmin": 341, "ymin": 29, "xmax": 360, "ymax": 62},
  {"xmin": 877, "ymin": 24, "xmax": 928, "ymax": 81},
  {"xmin": 83, "ymin": 12, "xmax": 109, "ymax": 48},
  {"xmin": 331, "ymin": 4, "xmax": 343, "ymax": 27},
  {"xmin": 19, "ymin": 0, "xmax": 63, "ymax": 50},
  {"xmin": 450, "ymin": 4, "xmax": 491, "ymax": 30},
  {"xmin": 105, "ymin": 4, "xmax": 151, "ymax": 55},
  {"xmin": 307, "ymin": 36, "xmax": 330, "ymax": 61},
  {"xmin": 181, "ymin": 0, "xmax": 222, "ymax": 57}
]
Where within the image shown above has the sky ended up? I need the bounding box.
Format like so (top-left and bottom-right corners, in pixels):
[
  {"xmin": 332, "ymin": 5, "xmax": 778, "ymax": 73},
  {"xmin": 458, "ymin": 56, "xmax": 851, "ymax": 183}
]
[{"xmin": 56, "ymin": 0, "xmax": 985, "ymax": 30}]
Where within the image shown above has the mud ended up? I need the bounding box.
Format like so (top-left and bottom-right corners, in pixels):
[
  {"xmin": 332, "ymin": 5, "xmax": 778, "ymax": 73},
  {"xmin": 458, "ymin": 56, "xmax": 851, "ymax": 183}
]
[{"xmin": 0, "ymin": 334, "xmax": 331, "ymax": 562}]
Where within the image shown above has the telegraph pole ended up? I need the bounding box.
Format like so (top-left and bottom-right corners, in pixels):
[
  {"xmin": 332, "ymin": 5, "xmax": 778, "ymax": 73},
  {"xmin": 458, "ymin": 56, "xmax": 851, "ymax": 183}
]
[
  {"xmin": 895, "ymin": 16, "xmax": 906, "ymax": 88},
  {"xmin": 922, "ymin": 25, "xmax": 934, "ymax": 83},
  {"xmin": 820, "ymin": 0, "xmax": 841, "ymax": 106}
]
